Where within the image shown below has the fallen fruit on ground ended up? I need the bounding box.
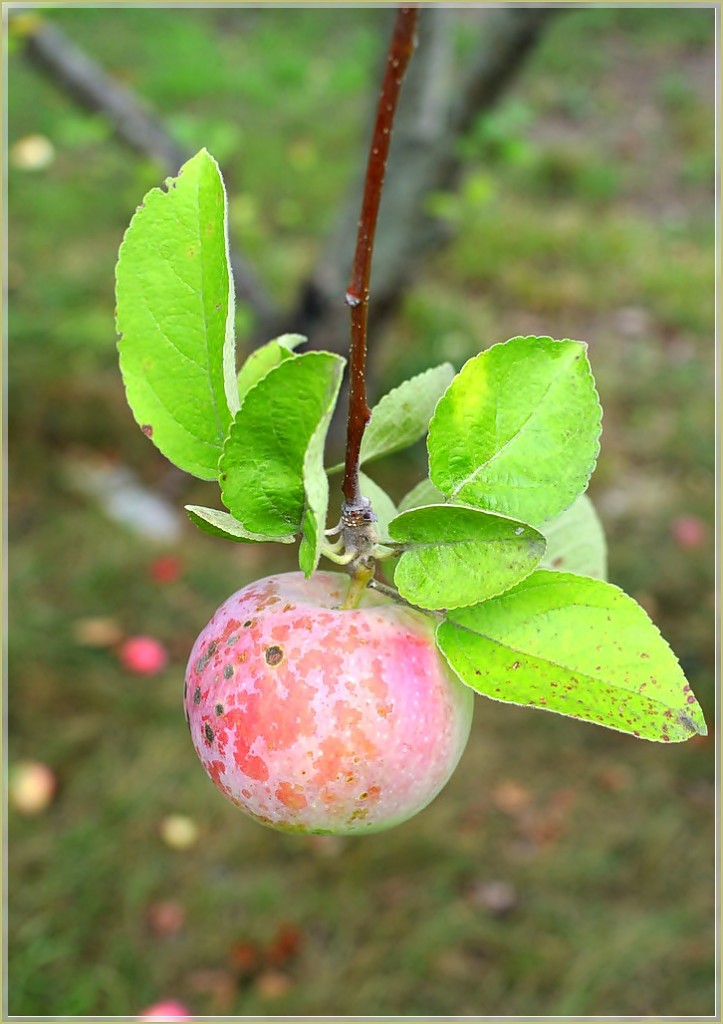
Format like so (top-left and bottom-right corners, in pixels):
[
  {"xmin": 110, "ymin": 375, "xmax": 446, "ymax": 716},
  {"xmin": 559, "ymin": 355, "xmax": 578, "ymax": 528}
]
[
  {"xmin": 137, "ymin": 999, "xmax": 192, "ymax": 1021},
  {"xmin": 9, "ymin": 761, "xmax": 57, "ymax": 815},
  {"xmin": 184, "ymin": 572, "xmax": 474, "ymax": 835},
  {"xmin": 119, "ymin": 635, "xmax": 169, "ymax": 676},
  {"xmin": 159, "ymin": 814, "xmax": 199, "ymax": 850},
  {"xmin": 671, "ymin": 514, "xmax": 707, "ymax": 550}
]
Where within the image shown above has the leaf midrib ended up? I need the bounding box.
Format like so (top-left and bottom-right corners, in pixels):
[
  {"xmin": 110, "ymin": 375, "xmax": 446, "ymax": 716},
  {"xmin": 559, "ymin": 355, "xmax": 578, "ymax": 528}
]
[
  {"xmin": 441, "ymin": 606, "xmax": 676, "ymax": 705},
  {"xmin": 192, "ymin": 173, "xmax": 227, "ymax": 446}
]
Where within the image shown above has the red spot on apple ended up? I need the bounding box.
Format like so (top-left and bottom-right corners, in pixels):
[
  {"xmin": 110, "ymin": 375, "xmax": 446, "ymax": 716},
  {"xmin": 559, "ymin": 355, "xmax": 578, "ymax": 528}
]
[
  {"xmin": 184, "ymin": 572, "xmax": 473, "ymax": 834},
  {"xmin": 276, "ymin": 781, "xmax": 308, "ymax": 810}
]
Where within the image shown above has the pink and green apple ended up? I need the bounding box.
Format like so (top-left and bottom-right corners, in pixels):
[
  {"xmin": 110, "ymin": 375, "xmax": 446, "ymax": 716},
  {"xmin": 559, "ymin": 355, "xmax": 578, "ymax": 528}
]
[{"xmin": 184, "ymin": 572, "xmax": 473, "ymax": 835}]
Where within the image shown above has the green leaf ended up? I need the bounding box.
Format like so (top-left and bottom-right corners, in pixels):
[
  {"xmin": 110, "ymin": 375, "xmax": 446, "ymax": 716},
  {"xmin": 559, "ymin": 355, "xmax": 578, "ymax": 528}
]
[
  {"xmin": 437, "ymin": 570, "xmax": 707, "ymax": 742},
  {"xmin": 298, "ymin": 362, "xmax": 345, "ymax": 577},
  {"xmin": 359, "ymin": 472, "xmax": 397, "ymax": 544},
  {"xmin": 328, "ymin": 363, "xmax": 455, "ymax": 473},
  {"xmin": 220, "ymin": 351, "xmax": 345, "ymax": 539},
  {"xmin": 388, "ymin": 504, "xmax": 545, "ymax": 610},
  {"xmin": 185, "ymin": 505, "xmax": 294, "ymax": 544},
  {"xmin": 428, "ymin": 336, "xmax": 601, "ymax": 526},
  {"xmin": 398, "ymin": 477, "xmax": 445, "ymax": 513},
  {"xmin": 237, "ymin": 334, "xmax": 304, "ymax": 405},
  {"xmin": 541, "ymin": 493, "xmax": 607, "ymax": 580},
  {"xmin": 117, "ymin": 149, "xmax": 237, "ymax": 480}
]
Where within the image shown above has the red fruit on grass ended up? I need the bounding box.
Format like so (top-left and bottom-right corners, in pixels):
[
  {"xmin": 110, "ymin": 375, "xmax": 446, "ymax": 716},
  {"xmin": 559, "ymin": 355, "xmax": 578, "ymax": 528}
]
[
  {"xmin": 150, "ymin": 555, "xmax": 182, "ymax": 584},
  {"xmin": 120, "ymin": 635, "xmax": 169, "ymax": 676},
  {"xmin": 137, "ymin": 999, "xmax": 192, "ymax": 1021},
  {"xmin": 184, "ymin": 572, "xmax": 473, "ymax": 835},
  {"xmin": 146, "ymin": 899, "xmax": 186, "ymax": 937},
  {"xmin": 671, "ymin": 515, "xmax": 706, "ymax": 551}
]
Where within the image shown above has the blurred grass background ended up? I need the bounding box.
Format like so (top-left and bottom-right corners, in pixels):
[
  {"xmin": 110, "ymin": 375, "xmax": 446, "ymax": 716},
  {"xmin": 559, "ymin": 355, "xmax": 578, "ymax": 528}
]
[{"xmin": 7, "ymin": 6, "xmax": 716, "ymax": 1017}]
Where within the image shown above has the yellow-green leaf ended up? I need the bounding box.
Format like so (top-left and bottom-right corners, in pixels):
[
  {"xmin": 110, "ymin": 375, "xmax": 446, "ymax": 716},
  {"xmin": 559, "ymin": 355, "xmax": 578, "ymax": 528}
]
[
  {"xmin": 437, "ymin": 570, "xmax": 706, "ymax": 742},
  {"xmin": 116, "ymin": 149, "xmax": 237, "ymax": 480}
]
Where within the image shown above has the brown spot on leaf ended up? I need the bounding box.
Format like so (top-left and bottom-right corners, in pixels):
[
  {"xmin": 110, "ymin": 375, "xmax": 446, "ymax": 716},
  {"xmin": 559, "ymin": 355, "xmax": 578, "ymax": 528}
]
[{"xmin": 141, "ymin": 424, "xmax": 153, "ymax": 437}]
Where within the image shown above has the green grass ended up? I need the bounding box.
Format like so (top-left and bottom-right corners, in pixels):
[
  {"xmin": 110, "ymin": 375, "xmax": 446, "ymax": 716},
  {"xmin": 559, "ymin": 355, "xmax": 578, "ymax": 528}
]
[{"xmin": 8, "ymin": 6, "xmax": 715, "ymax": 1017}]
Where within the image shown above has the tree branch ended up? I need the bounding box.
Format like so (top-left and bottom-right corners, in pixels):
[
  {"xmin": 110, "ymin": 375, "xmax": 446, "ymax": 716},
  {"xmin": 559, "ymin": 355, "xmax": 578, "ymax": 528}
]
[
  {"xmin": 342, "ymin": 6, "xmax": 419, "ymax": 513},
  {"xmin": 20, "ymin": 9, "xmax": 559, "ymax": 367},
  {"xmin": 22, "ymin": 18, "xmax": 278, "ymax": 324},
  {"xmin": 281, "ymin": 7, "xmax": 559, "ymax": 359}
]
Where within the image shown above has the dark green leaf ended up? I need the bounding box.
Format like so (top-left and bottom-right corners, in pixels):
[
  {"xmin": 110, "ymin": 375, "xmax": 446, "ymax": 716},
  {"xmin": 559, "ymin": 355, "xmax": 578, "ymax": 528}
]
[{"xmin": 220, "ymin": 351, "xmax": 345, "ymax": 539}]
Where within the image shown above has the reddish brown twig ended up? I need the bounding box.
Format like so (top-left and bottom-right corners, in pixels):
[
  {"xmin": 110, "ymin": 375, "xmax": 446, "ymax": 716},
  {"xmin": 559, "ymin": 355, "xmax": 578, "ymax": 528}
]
[{"xmin": 341, "ymin": 7, "xmax": 419, "ymax": 513}]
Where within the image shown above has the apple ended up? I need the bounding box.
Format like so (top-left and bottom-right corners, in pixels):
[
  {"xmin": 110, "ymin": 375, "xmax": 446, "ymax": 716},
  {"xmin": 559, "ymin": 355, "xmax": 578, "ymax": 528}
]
[
  {"xmin": 137, "ymin": 999, "xmax": 192, "ymax": 1021},
  {"xmin": 184, "ymin": 572, "xmax": 473, "ymax": 835},
  {"xmin": 159, "ymin": 814, "xmax": 199, "ymax": 850},
  {"xmin": 149, "ymin": 555, "xmax": 183, "ymax": 584},
  {"xmin": 9, "ymin": 761, "xmax": 57, "ymax": 815},
  {"xmin": 671, "ymin": 514, "xmax": 706, "ymax": 551},
  {"xmin": 119, "ymin": 635, "xmax": 169, "ymax": 676}
]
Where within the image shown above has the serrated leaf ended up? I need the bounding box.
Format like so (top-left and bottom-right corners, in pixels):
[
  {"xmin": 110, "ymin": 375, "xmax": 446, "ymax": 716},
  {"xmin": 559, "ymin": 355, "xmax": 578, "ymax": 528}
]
[
  {"xmin": 428, "ymin": 336, "xmax": 601, "ymax": 526},
  {"xmin": 237, "ymin": 334, "xmax": 304, "ymax": 405},
  {"xmin": 298, "ymin": 363, "xmax": 345, "ymax": 577},
  {"xmin": 362, "ymin": 363, "xmax": 455, "ymax": 464},
  {"xmin": 437, "ymin": 570, "xmax": 706, "ymax": 742},
  {"xmin": 398, "ymin": 477, "xmax": 445, "ymax": 513},
  {"xmin": 388, "ymin": 504, "xmax": 545, "ymax": 610},
  {"xmin": 359, "ymin": 472, "xmax": 397, "ymax": 544},
  {"xmin": 328, "ymin": 363, "xmax": 455, "ymax": 473},
  {"xmin": 116, "ymin": 149, "xmax": 237, "ymax": 480},
  {"xmin": 541, "ymin": 494, "xmax": 607, "ymax": 580},
  {"xmin": 185, "ymin": 505, "xmax": 294, "ymax": 544},
  {"xmin": 220, "ymin": 351, "xmax": 345, "ymax": 539}
]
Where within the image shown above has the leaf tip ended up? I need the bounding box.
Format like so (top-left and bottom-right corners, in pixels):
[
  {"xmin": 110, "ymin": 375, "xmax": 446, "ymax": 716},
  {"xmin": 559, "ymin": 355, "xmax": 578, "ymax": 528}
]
[{"xmin": 678, "ymin": 707, "xmax": 707, "ymax": 737}]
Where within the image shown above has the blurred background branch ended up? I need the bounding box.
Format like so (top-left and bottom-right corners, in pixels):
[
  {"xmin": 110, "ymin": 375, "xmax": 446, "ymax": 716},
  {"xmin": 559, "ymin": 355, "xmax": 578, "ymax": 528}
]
[
  {"xmin": 24, "ymin": 16, "xmax": 278, "ymax": 324},
  {"xmin": 286, "ymin": 7, "xmax": 559, "ymax": 355},
  {"xmin": 20, "ymin": 8, "xmax": 558, "ymax": 352}
]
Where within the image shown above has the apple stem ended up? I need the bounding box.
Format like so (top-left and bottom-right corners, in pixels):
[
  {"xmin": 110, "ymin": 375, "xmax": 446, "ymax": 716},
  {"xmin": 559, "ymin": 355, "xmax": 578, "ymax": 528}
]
[
  {"xmin": 341, "ymin": 7, "xmax": 419, "ymax": 522},
  {"xmin": 341, "ymin": 565, "xmax": 376, "ymax": 610}
]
